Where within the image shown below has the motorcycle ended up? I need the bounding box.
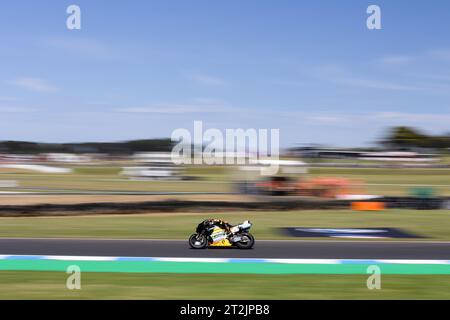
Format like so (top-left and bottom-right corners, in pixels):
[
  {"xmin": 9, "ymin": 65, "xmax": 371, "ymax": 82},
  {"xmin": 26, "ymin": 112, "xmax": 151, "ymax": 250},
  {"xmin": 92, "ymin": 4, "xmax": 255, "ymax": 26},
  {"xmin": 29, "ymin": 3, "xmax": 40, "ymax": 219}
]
[{"xmin": 189, "ymin": 220, "xmax": 255, "ymax": 249}]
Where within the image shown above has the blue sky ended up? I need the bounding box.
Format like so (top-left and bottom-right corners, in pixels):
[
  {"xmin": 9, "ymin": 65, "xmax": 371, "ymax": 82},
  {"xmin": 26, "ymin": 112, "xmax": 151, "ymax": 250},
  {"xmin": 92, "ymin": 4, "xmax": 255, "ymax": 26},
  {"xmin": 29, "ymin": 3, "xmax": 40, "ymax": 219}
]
[{"xmin": 0, "ymin": 0, "xmax": 449, "ymax": 147}]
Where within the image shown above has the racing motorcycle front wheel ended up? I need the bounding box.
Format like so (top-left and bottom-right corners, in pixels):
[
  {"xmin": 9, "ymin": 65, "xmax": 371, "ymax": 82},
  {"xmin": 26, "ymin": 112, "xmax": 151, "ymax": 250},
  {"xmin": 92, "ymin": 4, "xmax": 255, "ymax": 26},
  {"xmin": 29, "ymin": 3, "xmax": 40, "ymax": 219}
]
[
  {"xmin": 189, "ymin": 234, "xmax": 208, "ymax": 249},
  {"xmin": 235, "ymin": 233, "xmax": 255, "ymax": 249}
]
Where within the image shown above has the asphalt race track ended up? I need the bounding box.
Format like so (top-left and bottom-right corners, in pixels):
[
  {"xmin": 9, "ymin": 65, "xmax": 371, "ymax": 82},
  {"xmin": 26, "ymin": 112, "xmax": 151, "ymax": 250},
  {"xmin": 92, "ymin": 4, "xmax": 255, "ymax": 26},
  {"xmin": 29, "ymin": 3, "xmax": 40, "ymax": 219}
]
[{"xmin": 1, "ymin": 238, "xmax": 450, "ymax": 259}]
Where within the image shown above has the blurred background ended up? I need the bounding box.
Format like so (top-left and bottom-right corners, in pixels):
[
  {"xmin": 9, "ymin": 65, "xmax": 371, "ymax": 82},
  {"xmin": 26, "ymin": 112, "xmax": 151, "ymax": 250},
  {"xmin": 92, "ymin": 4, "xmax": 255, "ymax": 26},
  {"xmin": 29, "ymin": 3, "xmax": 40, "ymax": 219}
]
[{"xmin": 0, "ymin": 126, "xmax": 448, "ymax": 205}]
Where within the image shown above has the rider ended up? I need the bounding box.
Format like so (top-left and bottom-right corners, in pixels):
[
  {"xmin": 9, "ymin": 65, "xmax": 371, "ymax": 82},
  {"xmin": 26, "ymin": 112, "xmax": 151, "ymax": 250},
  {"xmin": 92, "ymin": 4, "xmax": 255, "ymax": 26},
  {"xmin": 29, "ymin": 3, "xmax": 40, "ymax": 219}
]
[{"xmin": 203, "ymin": 218, "xmax": 232, "ymax": 233}]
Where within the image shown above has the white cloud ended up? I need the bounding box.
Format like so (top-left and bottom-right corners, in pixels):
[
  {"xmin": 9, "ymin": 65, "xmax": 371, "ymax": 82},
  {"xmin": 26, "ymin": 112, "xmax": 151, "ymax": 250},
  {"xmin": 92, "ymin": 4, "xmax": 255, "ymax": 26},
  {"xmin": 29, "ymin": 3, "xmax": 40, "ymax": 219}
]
[
  {"xmin": 310, "ymin": 49, "xmax": 450, "ymax": 93},
  {"xmin": 372, "ymin": 111, "xmax": 450, "ymax": 124},
  {"xmin": 8, "ymin": 77, "xmax": 58, "ymax": 93},
  {"xmin": 188, "ymin": 73, "xmax": 226, "ymax": 86},
  {"xmin": 313, "ymin": 64, "xmax": 423, "ymax": 91},
  {"xmin": 377, "ymin": 48, "xmax": 450, "ymax": 66},
  {"xmin": 304, "ymin": 115, "xmax": 346, "ymax": 124},
  {"xmin": 284, "ymin": 110, "xmax": 450, "ymax": 129},
  {"xmin": 117, "ymin": 104, "xmax": 235, "ymax": 114},
  {"xmin": 335, "ymin": 77, "xmax": 421, "ymax": 91},
  {"xmin": 116, "ymin": 105, "xmax": 207, "ymax": 114},
  {"xmin": 428, "ymin": 49, "xmax": 450, "ymax": 61},
  {"xmin": 45, "ymin": 37, "xmax": 112, "ymax": 59},
  {"xmin": 0, "ymin": 106, "xmax": 34, "ymax": 113},
  {"xmin": 0, "ymin": 96, "xmax": 19, "ymax": 102},
  {"xmin": 115, "ymin": 99, "xmax": 249, "ymax": 114},
  {"xmin": 272, "ymin": 80, "xmax": 306, "ymax": 87},
  {"xmin": 377, "ymin": 55, "xmax": 416, "ymax": 66}
]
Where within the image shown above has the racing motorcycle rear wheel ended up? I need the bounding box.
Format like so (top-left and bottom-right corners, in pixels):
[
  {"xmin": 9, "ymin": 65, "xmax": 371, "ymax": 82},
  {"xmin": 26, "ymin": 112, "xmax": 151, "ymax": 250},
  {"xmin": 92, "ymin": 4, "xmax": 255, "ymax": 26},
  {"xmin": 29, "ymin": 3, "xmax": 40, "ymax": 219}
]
[
  {"xmin": 235, "ymin": 233, "xmax": 255, "ymax": 249},
  {"xmin": 189, "ymin": 234, "xmax": 208, "ymax": 249}
]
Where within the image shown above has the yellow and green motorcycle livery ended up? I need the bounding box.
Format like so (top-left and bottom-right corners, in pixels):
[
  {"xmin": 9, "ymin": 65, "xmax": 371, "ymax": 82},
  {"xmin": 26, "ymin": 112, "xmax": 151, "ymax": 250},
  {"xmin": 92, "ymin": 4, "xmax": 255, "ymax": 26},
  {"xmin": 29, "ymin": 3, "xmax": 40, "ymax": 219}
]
[{"xmin": 189, "ymin": 219, "xmax": 255, "ymax": 249}]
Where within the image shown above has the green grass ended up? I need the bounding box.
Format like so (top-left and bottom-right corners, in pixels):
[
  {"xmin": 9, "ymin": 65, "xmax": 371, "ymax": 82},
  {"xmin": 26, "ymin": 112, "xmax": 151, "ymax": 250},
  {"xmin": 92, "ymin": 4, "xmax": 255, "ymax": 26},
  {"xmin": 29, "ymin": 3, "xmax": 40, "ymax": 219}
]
[
  {"xmin": 0, "ymin": 271, "xmax": 449, "ymax": 299},
  {"xmin": 0, "ymin": 174, "xmax": 229, "ymax": 193},
  {"xmin": 0, "ymin": 165, "xmax": 230, "ymax": 192},
  {"xmin": 308, "ymin": 167, "xmax": 450, "ymax": 196},
  {"xmin": 72, "ymin": 167, "xmax": 122, "ymax": 175},
  {"xmin": 1, "ymin": 165, "xmax": 449, "ymax": 195},
  {"xmin": 0, "ymin": 209, "xmax": 449, "ymax": 240}
]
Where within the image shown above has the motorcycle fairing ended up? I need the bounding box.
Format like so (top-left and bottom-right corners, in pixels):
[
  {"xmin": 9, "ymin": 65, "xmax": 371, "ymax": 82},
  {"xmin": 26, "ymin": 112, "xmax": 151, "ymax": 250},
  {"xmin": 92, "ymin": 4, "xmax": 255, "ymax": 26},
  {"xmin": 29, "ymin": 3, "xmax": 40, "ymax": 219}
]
[
  {"xmin": 209, "ymin": 226, "xmax": 232, "ymax": 247},
  {"xmin": 209, "ymin": 238, "xmax": 232, "ymax": 247}
]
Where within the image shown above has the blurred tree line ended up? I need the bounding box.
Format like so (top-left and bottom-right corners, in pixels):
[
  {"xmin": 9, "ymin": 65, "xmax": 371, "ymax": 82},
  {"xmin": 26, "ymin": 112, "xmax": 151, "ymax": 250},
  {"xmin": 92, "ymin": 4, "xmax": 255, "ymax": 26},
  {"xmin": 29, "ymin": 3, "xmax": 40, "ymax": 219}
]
[
  {"xmin": 381, "ymin": 127, "xmax": 450, "ymax": 150},
  {"xmin": 1, "ymin": 127, "xmax": 448, "ymax": 154},
  {"xmin": 0, "ymin": 139, "xmax": 174, "ymax": 154}
]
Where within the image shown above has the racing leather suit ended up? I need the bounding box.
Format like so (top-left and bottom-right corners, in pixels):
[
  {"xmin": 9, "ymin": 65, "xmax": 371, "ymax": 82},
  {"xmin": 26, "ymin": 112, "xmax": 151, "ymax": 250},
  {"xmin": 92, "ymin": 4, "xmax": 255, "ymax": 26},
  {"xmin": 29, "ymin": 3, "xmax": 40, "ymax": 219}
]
[{"xmin": 203, "ymin": 219, "xmax": 232, "ymax": 232}]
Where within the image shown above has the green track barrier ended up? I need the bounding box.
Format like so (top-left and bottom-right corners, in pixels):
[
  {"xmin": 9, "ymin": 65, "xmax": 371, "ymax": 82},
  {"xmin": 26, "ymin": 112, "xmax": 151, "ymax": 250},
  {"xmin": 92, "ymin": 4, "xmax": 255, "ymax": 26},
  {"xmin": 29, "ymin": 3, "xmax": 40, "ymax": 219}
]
[{"xmin": 0, "ymin": 260, "xmax": 450, "ymax": 275}]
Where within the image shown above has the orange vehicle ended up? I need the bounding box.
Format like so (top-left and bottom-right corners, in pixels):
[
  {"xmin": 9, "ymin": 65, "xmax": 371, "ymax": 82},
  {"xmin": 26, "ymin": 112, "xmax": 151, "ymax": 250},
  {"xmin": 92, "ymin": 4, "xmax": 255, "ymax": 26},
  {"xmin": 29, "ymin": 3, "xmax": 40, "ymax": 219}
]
[
  {"xmin": 252, "ymin": 176, "xmax": 364, "ymax": 198},
  {"xmin": 254, "ymin": 176, "xmax": 296, "ymax": 196},
  {"xmin": 296, "ymin": 177, "xmax": 356, "ymax": 198}
]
